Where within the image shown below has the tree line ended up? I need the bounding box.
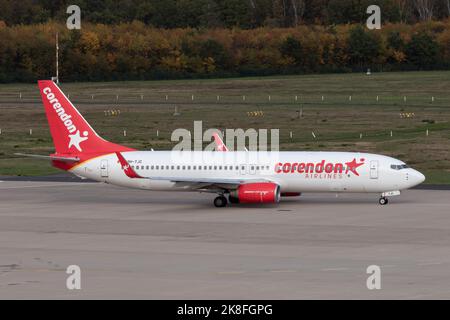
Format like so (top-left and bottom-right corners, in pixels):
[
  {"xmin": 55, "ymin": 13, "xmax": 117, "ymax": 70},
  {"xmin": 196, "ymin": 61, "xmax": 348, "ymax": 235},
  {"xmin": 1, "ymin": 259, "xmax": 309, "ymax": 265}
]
[
  {"xmin": 1, "ymin": 20, "xmax": 449, "ymax": 83},
  {"xmin": 1, "ymin": 0, "xmax": 450, "ymax": 29}
]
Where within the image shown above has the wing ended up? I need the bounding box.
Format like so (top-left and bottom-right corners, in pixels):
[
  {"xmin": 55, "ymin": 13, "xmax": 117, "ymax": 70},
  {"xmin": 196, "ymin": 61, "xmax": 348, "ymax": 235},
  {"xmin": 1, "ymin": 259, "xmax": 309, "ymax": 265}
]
[{"xmin": 146, "ymin": 176, "xmax": 271, "ymax": 192}]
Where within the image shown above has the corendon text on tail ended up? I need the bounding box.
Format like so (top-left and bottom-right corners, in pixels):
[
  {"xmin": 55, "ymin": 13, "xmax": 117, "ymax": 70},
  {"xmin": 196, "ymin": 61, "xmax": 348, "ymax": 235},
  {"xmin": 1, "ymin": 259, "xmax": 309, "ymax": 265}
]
[{"xmin": 26, "ymin": 80, "xmax": 425, "ymax": 207}]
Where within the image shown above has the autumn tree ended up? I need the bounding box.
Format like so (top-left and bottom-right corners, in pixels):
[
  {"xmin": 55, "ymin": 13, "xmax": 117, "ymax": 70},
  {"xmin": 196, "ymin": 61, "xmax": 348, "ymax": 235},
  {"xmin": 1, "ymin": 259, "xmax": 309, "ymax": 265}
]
[
  {"xmin": 347, "ymin": 25, "xmax": 383, "ymax": 69},
  {"xmin": 405, "ymin": 32, "xmax": 440, "ymax": 69},
  {"xmin": 279, "ymin": 36, "xmax": 303, "ymax": 66},
  {"xmin": 413, "ymin": 0, "xmax": 434, "ymax": 21}
]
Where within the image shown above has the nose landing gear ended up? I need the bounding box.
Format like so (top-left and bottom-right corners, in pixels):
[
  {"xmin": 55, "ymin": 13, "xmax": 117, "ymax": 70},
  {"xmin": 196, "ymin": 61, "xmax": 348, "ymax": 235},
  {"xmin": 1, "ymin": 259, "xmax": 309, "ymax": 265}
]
[{"xmin": 378, "ymin": 191, "xmax": 400, "ymax": 205}]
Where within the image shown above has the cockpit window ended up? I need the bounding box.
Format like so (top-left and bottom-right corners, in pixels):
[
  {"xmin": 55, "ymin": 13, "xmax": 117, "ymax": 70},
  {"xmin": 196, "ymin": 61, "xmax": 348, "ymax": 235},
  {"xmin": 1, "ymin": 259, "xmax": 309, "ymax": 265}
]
[{"xmin": 390, "ymin": 164, "xmax": 410, "ymax": 170}]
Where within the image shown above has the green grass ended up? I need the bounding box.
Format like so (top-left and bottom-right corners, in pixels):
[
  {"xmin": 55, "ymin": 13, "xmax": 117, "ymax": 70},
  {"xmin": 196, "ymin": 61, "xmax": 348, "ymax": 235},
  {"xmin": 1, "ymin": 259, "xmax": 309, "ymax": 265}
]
[
  {"xmin": 1, "ymin": 71, "xmax": 450, "ymax": 183},
  {"xmin": 0, "ymin": 158, "xmax": 58, "ymax": 176},
  {"xmin": 422, "ymin": 170, "xmax": 450, "ymax": 184}
]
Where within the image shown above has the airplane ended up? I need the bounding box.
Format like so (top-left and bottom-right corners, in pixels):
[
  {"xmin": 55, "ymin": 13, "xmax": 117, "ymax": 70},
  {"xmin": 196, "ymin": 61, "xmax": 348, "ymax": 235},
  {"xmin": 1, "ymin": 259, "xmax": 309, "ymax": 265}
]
[{"xmin": 19, "ymin": 80, "xmax": 425, "ymax": 207}]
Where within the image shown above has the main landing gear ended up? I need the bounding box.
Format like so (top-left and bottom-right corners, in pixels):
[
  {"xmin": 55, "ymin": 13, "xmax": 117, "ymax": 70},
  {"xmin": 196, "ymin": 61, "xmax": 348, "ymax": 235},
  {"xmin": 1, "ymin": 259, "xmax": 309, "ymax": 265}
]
[
  {"xmin": 378, "ymin": 197, "xmax": 389, "ymax": 205},
  {"xmin": 214, "ymin": 195, "xmax": 228, "ymax": 208}
]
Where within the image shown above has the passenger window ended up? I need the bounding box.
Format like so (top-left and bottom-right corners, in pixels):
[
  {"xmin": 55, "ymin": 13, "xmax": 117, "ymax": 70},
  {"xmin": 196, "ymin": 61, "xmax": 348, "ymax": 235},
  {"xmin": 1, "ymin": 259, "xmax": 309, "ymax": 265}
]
[{"xmin": 182, "ymin": 166, "xmax": 186, "ymax": 170}]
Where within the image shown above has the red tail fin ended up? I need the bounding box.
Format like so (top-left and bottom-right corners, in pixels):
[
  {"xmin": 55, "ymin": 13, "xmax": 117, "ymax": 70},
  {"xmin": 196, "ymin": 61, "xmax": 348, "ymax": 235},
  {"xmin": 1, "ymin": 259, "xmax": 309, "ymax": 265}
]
[{"xmin": 38, "ymin": 80, "xmax": 133, "ymax": 155}]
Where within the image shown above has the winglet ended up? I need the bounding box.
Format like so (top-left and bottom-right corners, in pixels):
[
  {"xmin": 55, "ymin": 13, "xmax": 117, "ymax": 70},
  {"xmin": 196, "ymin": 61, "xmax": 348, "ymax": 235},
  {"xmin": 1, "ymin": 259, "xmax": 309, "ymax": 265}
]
[
  {"xmin": 116, "ymin": 152, "xmax": 143, "ymax": 178},
  {"xmin": 213, "ymin": 132, "xmax": 229, "ymax": 151}
]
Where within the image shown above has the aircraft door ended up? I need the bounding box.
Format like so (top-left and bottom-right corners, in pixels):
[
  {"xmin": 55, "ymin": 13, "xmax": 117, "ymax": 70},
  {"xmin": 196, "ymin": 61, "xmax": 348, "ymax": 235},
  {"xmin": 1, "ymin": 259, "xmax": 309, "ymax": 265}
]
[
  {"xmin": 370, "ymin": 160, "xmax": 378, "ymax": 179},
  {"xmin": 100, "ymin": 159, "xmax": 109, "ymax": 178}
]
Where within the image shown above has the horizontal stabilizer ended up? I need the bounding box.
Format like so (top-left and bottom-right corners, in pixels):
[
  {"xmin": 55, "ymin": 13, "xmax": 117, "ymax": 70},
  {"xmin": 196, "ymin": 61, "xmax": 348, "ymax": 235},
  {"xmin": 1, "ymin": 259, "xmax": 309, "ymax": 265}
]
[{"xmin": 14, "ymin": 153, "xmax": 80, "ymax": 163}]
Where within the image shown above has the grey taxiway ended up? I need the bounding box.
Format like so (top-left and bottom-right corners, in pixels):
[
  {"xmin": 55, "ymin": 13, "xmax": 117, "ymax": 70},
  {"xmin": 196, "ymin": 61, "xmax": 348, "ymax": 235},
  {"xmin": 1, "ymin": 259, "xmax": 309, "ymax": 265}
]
[{"xmin": 0, "ymin": 180, "xmax": 449, "ymax": 299}]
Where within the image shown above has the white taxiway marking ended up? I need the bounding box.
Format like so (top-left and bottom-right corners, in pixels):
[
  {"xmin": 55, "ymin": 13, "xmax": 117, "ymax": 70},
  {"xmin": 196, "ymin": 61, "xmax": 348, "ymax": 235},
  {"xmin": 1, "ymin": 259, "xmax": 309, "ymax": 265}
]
[
  {"xmin": 321, "ymin": 268, "xmax": 349, "ymax": 272},
  {"xmin": 417, "ymin": 262, "xmax": 443, "ymax": 266},
  {"xmin": 269, "ymin": 269, "xmax": 297, "ymax": 273}
]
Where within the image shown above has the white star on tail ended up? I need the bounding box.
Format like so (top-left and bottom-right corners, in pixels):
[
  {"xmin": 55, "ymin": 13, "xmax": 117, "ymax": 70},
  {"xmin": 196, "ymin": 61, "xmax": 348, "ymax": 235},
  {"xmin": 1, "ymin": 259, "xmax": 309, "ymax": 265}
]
[{"xmin": 68, "ymin": 130, "xmax": 89, "ymax": 152}]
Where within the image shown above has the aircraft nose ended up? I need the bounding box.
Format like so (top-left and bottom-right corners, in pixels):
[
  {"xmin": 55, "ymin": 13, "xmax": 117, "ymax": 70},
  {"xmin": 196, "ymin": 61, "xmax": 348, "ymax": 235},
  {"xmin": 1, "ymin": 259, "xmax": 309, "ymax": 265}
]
[{"xmin": 411, "ymin": 170, "xmax": 426, "ymax": 186}]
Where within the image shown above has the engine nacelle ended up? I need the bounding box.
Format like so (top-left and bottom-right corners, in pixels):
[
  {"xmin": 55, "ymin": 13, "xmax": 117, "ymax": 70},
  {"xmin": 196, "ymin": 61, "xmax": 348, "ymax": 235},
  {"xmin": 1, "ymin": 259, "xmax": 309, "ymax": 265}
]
[{"xmin": 229, "ymin": 183, "xmax": 281, "ymax": 204}]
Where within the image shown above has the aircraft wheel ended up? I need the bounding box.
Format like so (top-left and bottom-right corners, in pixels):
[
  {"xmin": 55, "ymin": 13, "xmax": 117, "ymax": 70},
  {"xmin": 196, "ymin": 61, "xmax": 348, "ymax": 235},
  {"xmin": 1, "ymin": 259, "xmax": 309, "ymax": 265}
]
[
  {"xmin": 214, "ymin": 196, "xmax": 228, "ymax": 208},
  {"xmin": 379, "ymin": 197, "xmax": 388, "ymax": 205}
]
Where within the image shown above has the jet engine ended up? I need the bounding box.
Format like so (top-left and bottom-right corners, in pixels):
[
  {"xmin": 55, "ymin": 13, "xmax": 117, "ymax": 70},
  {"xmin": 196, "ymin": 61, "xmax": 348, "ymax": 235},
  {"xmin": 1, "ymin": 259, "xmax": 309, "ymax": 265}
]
[{"xmin": 229, "ymin": 183, "xmax": 281, "ymax": 204}]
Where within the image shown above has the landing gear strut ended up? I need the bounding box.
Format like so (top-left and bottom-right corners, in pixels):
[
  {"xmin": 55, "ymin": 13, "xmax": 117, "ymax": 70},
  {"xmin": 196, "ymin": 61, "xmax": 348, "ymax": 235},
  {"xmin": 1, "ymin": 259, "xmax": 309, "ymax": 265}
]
[
  {"xmin": 379, "ymin": 197, "xmax": 389, "ymax": 205},
  {"xmin": 214, "ymin": 195, "xmax": 228, "ymax": 208}
]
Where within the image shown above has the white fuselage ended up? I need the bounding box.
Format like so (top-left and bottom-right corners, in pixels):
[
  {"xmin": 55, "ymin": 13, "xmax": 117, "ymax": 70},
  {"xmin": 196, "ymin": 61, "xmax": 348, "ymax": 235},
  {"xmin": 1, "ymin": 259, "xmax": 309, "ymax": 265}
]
[{"xmin": 70, "ymin": 151, "xmax": 425, "ymax": 194}]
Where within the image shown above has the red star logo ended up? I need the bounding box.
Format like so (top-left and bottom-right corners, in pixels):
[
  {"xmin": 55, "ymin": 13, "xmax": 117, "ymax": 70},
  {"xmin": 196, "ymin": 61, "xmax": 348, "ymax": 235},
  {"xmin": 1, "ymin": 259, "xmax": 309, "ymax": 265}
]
[{"xmin": 345, "ymin": 158, "xmax": 365, "ymax": 176}]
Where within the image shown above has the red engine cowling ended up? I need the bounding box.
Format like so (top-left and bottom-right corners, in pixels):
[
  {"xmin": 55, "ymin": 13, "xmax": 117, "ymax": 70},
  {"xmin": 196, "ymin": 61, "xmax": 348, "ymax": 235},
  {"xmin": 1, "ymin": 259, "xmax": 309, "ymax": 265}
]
[{"xmin": 230, "ymin": 183, "xmax": 281, "ymax": 204}]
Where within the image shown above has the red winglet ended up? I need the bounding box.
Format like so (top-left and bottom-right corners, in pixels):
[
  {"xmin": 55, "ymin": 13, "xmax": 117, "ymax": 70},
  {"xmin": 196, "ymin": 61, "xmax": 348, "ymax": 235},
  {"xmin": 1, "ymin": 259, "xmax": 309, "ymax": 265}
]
[
  {"xmin": 116, "ymin": 152, "xmax": 143, "ymax": 178},
  {"xmin": 213, "ymin": 132, "xmax": 229, "ymax": 151}
]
